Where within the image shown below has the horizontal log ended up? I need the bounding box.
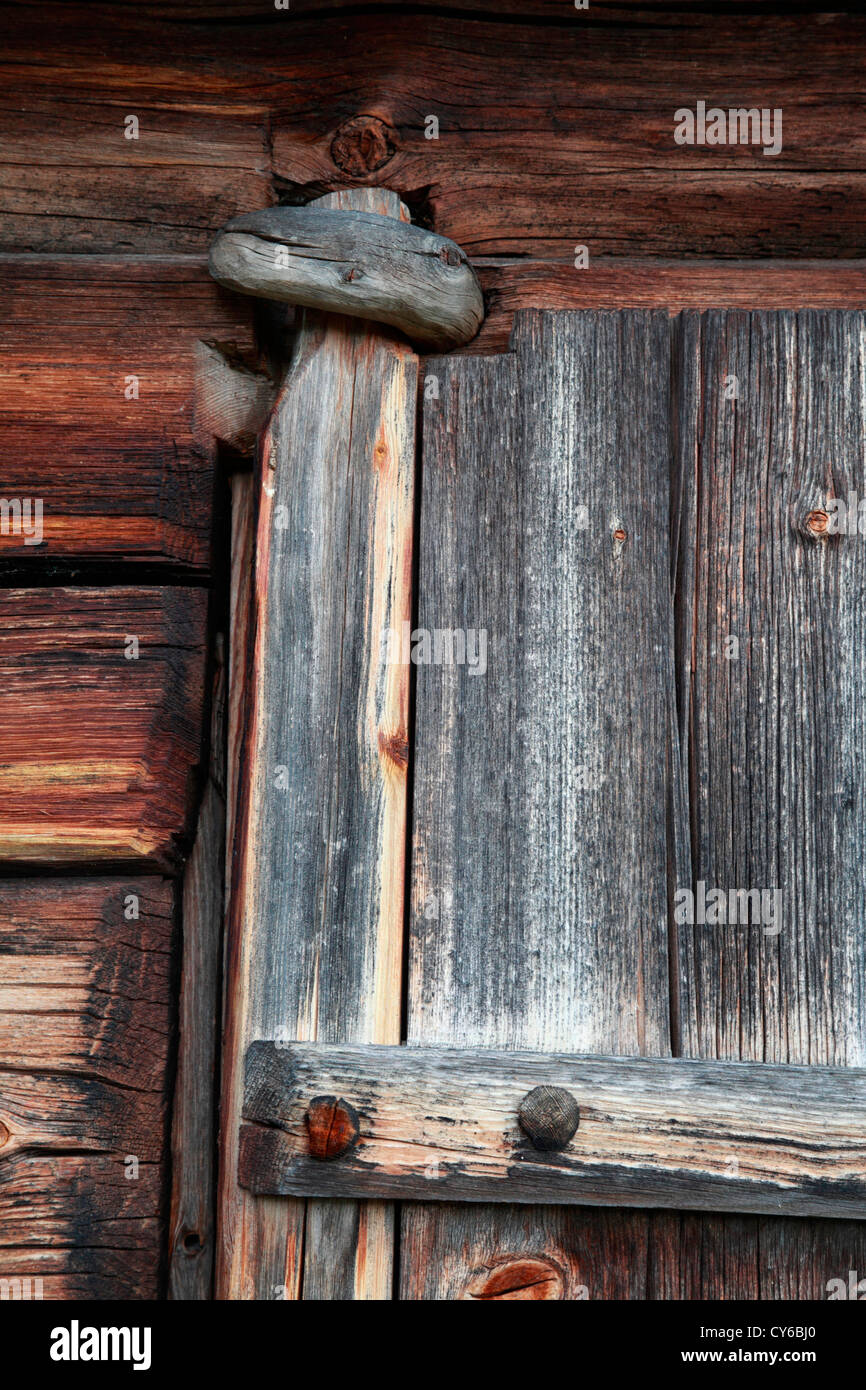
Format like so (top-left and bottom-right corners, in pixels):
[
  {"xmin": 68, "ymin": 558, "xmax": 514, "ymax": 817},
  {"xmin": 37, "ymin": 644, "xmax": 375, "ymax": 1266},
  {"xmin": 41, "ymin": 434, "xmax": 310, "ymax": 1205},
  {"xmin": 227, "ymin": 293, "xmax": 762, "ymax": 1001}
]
[
  {"xmin": 0, "ymin": 878, "xmax": 176, "ymax": 1299},
  {"xmin": 0, "ymin": 259, "xmax": 260, "ymax": 570},
  {"xmin": 239, "ymin": 1042, "xmax": 866, "ymax": 1220},
  {"xmin": 210, "ymin": 206, "xmax": 483, "ymax": 350},
  {"xmin": 0, "ymin": 877, "xmax": 176, "ymax": 1087},
  {"xmin": 0, "ymin": 99, "xmax": 270, "ymax": 257},
  {"xmin": 0, "ymin": 588, "xmax": 206, "ymax": 864},
  {"xmin": 4, "ymin": 9, "xmax": 866, "ymax": 257},
  {"xmin": 470, "ymin": 258, "xmax": 866, "ymax": 354}
]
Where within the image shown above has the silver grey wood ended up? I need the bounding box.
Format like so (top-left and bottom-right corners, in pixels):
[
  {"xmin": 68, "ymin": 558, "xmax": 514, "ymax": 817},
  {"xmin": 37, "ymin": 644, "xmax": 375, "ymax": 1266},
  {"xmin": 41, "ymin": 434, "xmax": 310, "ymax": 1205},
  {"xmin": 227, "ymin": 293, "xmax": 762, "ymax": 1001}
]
[
  {"xmin": 406, "ymin": 310, "xmax": 678, "ymax": 1055},
  {"xmin": 674, "ymin": 311, "xmax": 866, "ymax": 1067},
  {"xmin": 215, "ymin": 189, "xmax": 416, "ymax": 1300},
  {"xmin": 400, "ymin": 310, "xmax": 683, "ymax": 1295},
  {"xmin": 209, "ymin": 205, "xmax": 484, "ymax": 352},
  {"xmin": 238, "ymin": 1041, "xmax": 866, "ymax": 1219}
]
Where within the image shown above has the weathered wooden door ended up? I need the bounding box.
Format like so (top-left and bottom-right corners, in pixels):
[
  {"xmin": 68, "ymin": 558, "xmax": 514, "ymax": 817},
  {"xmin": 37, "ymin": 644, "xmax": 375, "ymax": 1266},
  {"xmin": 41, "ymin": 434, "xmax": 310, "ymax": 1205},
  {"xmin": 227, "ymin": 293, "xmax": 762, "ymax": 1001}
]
[{"xmin": 217, "ymin": 298, "xmax": 866, "ymax": 1299}]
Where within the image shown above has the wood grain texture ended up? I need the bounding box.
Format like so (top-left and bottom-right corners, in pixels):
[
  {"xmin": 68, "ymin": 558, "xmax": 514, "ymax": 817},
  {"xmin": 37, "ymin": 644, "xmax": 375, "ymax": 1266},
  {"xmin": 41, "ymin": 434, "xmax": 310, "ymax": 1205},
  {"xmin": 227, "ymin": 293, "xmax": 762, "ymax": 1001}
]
[
  {"xmin": 0, "ymin": 97, "xmax": 271, "ymax": 256},
  {"xmin": 0, "ymin": 587, "xmax": 207, "ymax": 865},
  {"xmin": 3, "ymin": 7, "xmax": 866, "ymax": 257},
  {"xmin": 400, "ymin": 1206, "xmax": 866, "ymax": 1301},
  {"xmin": 409, "ymin": 311, "xmax": 677, "ymax": 1053},
  {"xmin": 0, "ymin": 877, "xmax": 176, "ymax": 1300},
  {"xmin": 168, "ymin": 633, "xmax": 227, "ymax": 1300},
  {"xmin": 0, "ymin": 259, "xmax": 259, "ymax": 570},
  {"xmin": 239, "ymin": 1042, "xmax": 866, "ymax": 1218},
  {"xmin": 671, "ymin": 309, "xmax": 866, "ymax": 1298},
  {"xmin": 471, "ymin": 260, "xmax": 866, "ymax": 356},
  {"xmin": 210, "ymin": 207, "xmax": 483, "ymax": 351},
  {"xmin": 216, "ymin": 189, "xmax": 415, "ymax": 1300},
  {"xmin": 401, "ymin": 308, "xmax": 866, "ymax": 1296},
  {"xmin": 674, "ymin": 311, "xmax": 866, "ymax": 1068},
  {"xmin": 402, "ymin": 310, "xmax": 681, "ymax": 1295},
  {"xmin": 215, "ymin": 469, "xmax": 268, "ymax": 1301}
]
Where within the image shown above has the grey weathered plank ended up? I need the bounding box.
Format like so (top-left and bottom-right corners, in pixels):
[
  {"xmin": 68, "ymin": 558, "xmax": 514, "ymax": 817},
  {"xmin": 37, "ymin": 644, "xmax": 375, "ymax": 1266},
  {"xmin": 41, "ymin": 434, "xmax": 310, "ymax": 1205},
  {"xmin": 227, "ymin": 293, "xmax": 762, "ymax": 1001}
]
[
  {"xmin": 215, "ymin": 189, "xmax": 416, "ymax": 1300},
  {"xmin": 671, "ymin": 310, "xmax": 866, "ymax": 1289},
  {"xmin": 408, "ymin": 311, "xmax": 677, "ymax": 1052},
  {"xmin": 209, "ymin": 205, "xmax": 484, "ymax": 352},
  {"xmin": 401, "ymin": 311, "xmax": 681, "ymax": 1295},
  {"xmin": 674, "ymin": 310, "xmax": 866, "ymax": 1067},
  {"xmin": 238, "ymin": 1041, "xmax": 866, "ymax": 1219}
]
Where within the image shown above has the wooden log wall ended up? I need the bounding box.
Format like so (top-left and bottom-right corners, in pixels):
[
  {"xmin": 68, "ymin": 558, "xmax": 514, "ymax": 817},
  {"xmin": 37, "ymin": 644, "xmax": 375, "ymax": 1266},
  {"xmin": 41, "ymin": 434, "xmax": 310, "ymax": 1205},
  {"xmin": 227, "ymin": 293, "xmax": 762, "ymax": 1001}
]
[
  {"xmin": 3, "ymin": 0, "xmax": 866, "ymax": 1300},
  {"xmin": 0, "ymin": 9, "xmax": 267, "ymax": 1294},
  {"xmin": 0, "ymin": 880, "xmax": 176, "ymax": 1297},
  {"xmin": 4, "ymin": 3, "xmax": 866, "ymax": 308}
]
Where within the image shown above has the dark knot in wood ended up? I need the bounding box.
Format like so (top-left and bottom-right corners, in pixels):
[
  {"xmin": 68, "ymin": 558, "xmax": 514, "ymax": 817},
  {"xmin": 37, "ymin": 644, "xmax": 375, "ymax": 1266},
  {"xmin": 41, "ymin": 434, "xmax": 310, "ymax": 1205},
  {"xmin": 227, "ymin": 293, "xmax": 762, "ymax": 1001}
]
[
  {"xmin": 517, "ymin": 1085, "xmax": 580, "ymax": 1151},
  {"xmin": 378, "ymin": 727, "xmax": 409, "ymax": 773},
  {"xmin": 331, "ymin": 116, "xmax": 397, "ymax": 177},
  {"xmin": 0, "ymin": 1118, "xmax": 9, "ymax": 1149},
  {"xmin": 464, "ymin": 1257, "xmax": 565, "ymax": 1301},
  {"xmin": 804, "ymin": 508, "xmax": 829, "ymax": 537},
  {"xmin": 305, "ymin": 1095, "xmax": 360, "ymax": 1160}
]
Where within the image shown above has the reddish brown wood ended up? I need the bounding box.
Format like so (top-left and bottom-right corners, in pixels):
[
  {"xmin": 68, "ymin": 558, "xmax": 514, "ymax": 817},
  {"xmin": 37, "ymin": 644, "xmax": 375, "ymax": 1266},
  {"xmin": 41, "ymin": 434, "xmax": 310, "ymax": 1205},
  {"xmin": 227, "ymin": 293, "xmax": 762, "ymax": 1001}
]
[
  {"xmin": 0, "ymin": 100, "xmax": 271, "ymax": 256},
  {"xmin": 0, "ymin": 877, "xmax": 177, "ymax": 1300},
  {"xmin": 2, "ymin": 8, "xmax": 865, "ymax": 257},
  {"xmin": 0, "ymin": 587, "xmax": 207, "ymax": 866},
  {"xmin": 468, "ymin": 259, "xmax": 866, "ymax": 354},
  {"xmin": 0, "ymin": 259, "xmax": 259, "ymax": 570},
  {"xmin": 464, "ymin": 1257, "xmax": 565, "ymax": 1302}
]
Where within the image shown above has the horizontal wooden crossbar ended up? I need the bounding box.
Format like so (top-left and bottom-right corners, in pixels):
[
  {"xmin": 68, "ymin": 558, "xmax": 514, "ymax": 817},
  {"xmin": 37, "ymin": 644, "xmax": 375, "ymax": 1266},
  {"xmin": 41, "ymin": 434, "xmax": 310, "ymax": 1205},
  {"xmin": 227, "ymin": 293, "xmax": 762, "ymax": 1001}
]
[{"xmin": 238, "ymin": 1042, "xmax": 866, "ymax": 1219}]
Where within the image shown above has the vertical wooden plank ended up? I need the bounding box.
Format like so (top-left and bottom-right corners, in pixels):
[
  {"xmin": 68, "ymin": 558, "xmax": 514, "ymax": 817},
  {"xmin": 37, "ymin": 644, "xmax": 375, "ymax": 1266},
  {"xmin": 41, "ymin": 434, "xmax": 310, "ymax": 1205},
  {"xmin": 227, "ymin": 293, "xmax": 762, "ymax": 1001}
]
[
  {"xmin": 402, "ymin": 311, "xmax": 679, "ymax": 1297},
  {"xmin": 216, "ymin": 191, "xmax": 416, "ymax": 1300},
  {"xmin": 168, "ymin": 631, "xmax": 226, "ymax": 1299},
  {"xmin": 676, "ymin": 310, "xmax": 866, "ymax": 1067},
  {"xmin": 674, "ymin": 308, "xmax": 866, "ymax": 1288}
]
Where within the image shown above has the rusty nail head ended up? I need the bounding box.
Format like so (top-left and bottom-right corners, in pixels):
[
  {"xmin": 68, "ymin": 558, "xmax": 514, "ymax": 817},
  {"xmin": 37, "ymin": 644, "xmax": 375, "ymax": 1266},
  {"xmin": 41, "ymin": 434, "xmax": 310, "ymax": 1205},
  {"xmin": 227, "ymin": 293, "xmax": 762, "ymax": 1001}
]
[
  {"xmin": 305, "ymin": 1095, "xmax": 360, "ymax": 1160},
  {"xmin": 517, "ymin": 1084, "xmax": 580, "ymax": 1151}
]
